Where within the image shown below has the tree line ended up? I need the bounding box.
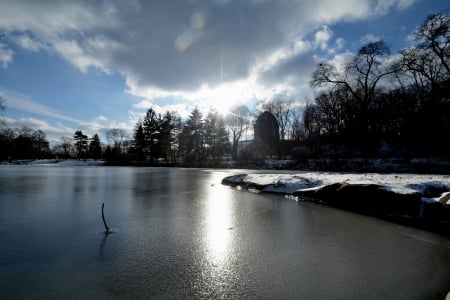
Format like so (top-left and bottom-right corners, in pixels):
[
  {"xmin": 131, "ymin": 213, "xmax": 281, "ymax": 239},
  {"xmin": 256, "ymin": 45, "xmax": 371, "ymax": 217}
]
[
  {"xmin": 304, "ymin": 12, "xmax": 450, "ymax": 158},
  {"xmin": 0, "ymin": 12, "xmax": 449, "ymax": 163}
]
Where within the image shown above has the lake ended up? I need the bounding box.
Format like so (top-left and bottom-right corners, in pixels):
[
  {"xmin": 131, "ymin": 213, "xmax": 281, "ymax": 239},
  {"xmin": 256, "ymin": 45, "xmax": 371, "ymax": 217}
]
[{"xmin": 1, "ymin": 165, "xmax": 449, "ymax": 299}]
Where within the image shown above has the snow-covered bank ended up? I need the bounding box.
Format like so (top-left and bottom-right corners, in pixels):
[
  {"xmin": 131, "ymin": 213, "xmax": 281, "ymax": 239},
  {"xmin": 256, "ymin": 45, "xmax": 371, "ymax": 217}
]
[
  {"xmin": 222, "ymin": 172, "xmax": 450, "ymax": 235},
  {"xmin": 0, "ymin": 159, "xmax": 106, "ymax": 166}
]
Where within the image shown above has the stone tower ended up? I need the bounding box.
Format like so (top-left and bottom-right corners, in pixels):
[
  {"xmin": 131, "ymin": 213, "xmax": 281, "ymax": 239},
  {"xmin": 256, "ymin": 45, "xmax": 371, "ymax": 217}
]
[{"xmin": 253, "ymin": 111, "xmax": 280, "ymax": 158}]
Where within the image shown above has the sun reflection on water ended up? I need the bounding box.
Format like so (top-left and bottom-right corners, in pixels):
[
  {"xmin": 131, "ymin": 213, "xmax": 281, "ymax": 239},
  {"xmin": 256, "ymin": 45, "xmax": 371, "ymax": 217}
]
[
  {"xmin": 204, "ymin": 182, "xmax": 234, "ymax": 266},
  {"xmin": 197, "ymin": 173, "xmax": 239, "ymax": 297}
]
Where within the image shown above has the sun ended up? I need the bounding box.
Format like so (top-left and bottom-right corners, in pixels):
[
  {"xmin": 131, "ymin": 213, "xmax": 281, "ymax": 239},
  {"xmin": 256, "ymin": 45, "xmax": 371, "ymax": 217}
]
[
  {"xmin": 195, "ymin": 80, "xmax": 252, "ymax": 116},
  {"xmin": 211, "ymin": 97, "xmax": 234, "ymax": 116},
  {"xmin": 209, "ymin": 84, "xmax": 244, "ymax": 116}
]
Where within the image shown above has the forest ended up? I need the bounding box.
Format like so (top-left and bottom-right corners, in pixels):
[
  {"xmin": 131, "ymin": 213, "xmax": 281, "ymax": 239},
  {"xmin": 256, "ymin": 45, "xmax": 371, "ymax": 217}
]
[{"xmin": 0, "ymin": 12, "xmax": 449, "ymax": 165}]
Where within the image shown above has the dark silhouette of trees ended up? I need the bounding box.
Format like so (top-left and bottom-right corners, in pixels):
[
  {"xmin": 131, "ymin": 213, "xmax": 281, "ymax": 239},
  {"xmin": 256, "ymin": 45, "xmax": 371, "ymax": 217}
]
[
  {"xmin": 159, "ymin": 111, "xmax": 176, "ymax": 162},
  {"xmin": 0, "ymin": 125, "xmax": 51, "ymax": 160},
  {"xmin": 15, "ymin": 127, "xmax": 33, "ymax": 159},
  {"xmin": 226, "ymin": 105, "xmax": 252, "ymax": 160},
  {"xmin": 169, "ymin": 112, "xmax": 182, "ymax": 163},
  {"xmin": 311, "ymin": 40, "xmax": 396, "ymax": 146},
  {"xmin": 106, "ymin": 128, "xmax": 126, "ymax": 156},
  {"xmin": 204, "ymin": 109, "xmax": 230, "ymax": 161},
  {"xmin": 0, "ymin": 127, "xmax": 15, "ymax": 160},
  {"xmin": 180, "ymin": 107, "xmax": 204, "ymax": 163},
  {"xmin": 132, "ymin": 122, "xmax": 145, "ymax": 161},
  {"xmin": 261, "ymin": 97, "xmax": 294, "ymax": 142},
  {"xmin": 142, "ymin": 108, "xmax": 161, "ymax": 162},
  {"xmin": 31, "ymin": 130, "xmax": 50, "ymax": 158},
  {"xmin": 131, "ymin": 109, "xmax": 180, "ymax": 163},
  {"xmin": 416, "ymin": 12, "xmax": 450, "ymax": 77},
  {"xmin": 56, "ymin": 136, "xmax": 73, "ymax": 159},
  {"xmin": 89, "ymin": 133, "xmax": 103, "ymax": 160},
  {"xmin": 304, "ymin": 12, "xmax": 450, "ymax": 158},
  {"xmin": 73, "ymin": 130, "xmax": 88, "ymax": 160}
]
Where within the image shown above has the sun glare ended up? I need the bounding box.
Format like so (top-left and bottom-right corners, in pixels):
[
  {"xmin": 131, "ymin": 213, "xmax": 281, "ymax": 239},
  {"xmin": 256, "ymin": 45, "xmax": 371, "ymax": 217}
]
[
  {"xmin": 197, "ymin": 81, "xmax": 253, "ymax": 116},
  {"xmin": 203, "ymin": 174, "xmax": 234, "ymax": 265},
  {"xmin": 209, "ymin": 85, "xmax": 239, "ymax": 116},
  {"xmin": 212, "ymin": 97, "xmax": 233, "ymax": 116}
]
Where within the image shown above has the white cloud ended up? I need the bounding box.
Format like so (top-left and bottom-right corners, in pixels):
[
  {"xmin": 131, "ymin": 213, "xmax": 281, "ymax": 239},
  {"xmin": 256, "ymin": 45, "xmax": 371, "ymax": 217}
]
[
  {"xmin": 4, "ymin": 116, "xmax": 76, "ymax": 139},
  {"xmin": 2, "ymin": 88, "xmax": 82, "ymax": 123},
  {"xmin": 53, "ymin": 39, "xmax": 111, "ymax": 74},
  {"xmin": 396, "ymin": 0, "xmax": 415, "ymax": 10},
  {"xmin": 335, "ymin": 38, "xmax": 345, "ymax": 50},
  {"xmin": 361, "ymin": 33, "xmax": 382, "ymax": 44},
  {"xmin": 310, "ymin": 0, "xmax": 371, "ymax": 23},
  {"xmin": 93, "ymin": 115, "xmax": 108, "ymax": 123},
  {"xmin": 314, "ymin": 26, "xmax": 332, "ymax": 50},
  {"xmin": 0, "ymin": 43, "xmax": 13, "ymax": 68},
  {"xmin": 330, "ymin": 52, "xmax": 355, "ymax": 73},
  {"xmin": 13, "ymin": 34, "xmax": 47, "ymax": 52}
]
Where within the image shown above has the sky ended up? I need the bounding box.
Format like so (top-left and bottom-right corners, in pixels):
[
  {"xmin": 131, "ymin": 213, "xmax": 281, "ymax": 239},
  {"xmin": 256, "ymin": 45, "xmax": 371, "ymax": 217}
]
[{"xmin": 0, "ymin": 0, "xmax": 448, "ymax": 145}]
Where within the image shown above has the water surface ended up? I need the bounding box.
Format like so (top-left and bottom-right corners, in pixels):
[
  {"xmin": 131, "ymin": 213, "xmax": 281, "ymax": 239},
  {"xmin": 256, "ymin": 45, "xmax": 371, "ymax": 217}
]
[{"xmin": 1, "ymin": 166, "xmax": 449, "ymax": 299}]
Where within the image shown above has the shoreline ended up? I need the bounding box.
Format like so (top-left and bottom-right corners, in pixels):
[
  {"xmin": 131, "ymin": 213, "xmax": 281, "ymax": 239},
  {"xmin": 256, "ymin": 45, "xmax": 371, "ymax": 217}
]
[
  {"xmin": 3, "ymin": 157, "xmax": 449, "ymax": 175},
  {"xmin": 222, "ymin": 173, "xmax": 450, "ymax": 237}
]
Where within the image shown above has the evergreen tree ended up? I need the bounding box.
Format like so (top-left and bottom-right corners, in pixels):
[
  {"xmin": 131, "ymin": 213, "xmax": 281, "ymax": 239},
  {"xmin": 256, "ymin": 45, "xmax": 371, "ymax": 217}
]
[
  {"xmin": 142, "ymin": 108, "xmax": 161, "ymax": 162},
  {"xmin": 180, "ymin": 107, "xmax": 204, "ymax": 163},
  {"xmin": 133, "ymin": 122, "xmax": 145, "ymax": 161},
  {"xmin": 89, "ymin": 133, "xmax": 102, "ymax": 160},
  {"xmin": 169, "ymin": 112, "xmax": 182, "ymax": 163},
  {"xmin": 159, "ymin": 111, "xmax": 176, "ymax": 162},
  {"xmin": 73, "ymin": 130, "xmax": 88, "ymax": 160}
]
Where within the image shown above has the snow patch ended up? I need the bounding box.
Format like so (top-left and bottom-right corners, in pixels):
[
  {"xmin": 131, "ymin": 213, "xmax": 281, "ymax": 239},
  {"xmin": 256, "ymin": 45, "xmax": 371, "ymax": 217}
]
[{"xmin": 223, "ymin": 172, "xmax": 450, "ymax": 203}]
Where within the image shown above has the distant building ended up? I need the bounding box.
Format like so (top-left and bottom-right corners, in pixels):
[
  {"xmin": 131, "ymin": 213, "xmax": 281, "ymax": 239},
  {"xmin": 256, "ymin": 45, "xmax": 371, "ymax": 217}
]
[{"xmin": 253, "ymin": 111, "xmax": 280, "ymax": 159}]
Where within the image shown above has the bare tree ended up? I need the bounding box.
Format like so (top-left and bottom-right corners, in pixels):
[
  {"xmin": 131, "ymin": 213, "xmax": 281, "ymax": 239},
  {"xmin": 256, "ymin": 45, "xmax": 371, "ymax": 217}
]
[
  {"xmin": 302, "ymin": 102, "xmax": 321, "ymax": 154},
  {"xmin": 416, "ymin": 11, "xmax": 450, "ymax": 76},
  {"xmin": 399, "ymin": 12, "xmax": 450, "ymax": 91},
  {"xmin": 226, "ymin": 105, "xmax": 252, "ymax": 160},
  {"xmin": 311, "ymin": 40, "xmax": 396, "ymax": 137},
  {"xmin": 59, "ymin": 136, "xmax": 72, "ymax": 159},
  {"xmin": 106, "ymin": 128, "xmax": 127, "ymax": 153},
  {"xmin": 289, "ymin": 106, "xmax": 304, "ymax": 142},
  {"xmin": 398, "ymin": 47, "xmax": 443, "ymax": 92},
  {"xmin": 261, "ymin": 97, "xmax": 294, "ymax": 142},
  {"xmin": 315, "ymin": 90, "xmax": 345, "ymax": 137}
]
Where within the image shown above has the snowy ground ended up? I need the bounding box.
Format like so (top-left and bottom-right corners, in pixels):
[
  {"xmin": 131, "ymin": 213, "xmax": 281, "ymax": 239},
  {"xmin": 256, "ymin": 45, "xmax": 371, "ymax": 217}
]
[
  {"xmin": 222, "ymin": 172, "xmax": 450, "ymax": 206},
  {"xmin": 1, "ymin": 159, "xmax": 105, "ymax": 166}
]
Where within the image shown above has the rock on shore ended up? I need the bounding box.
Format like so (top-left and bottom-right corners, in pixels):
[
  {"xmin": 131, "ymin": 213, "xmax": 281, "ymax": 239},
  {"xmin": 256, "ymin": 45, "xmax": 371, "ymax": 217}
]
[{"xmin": 222, "ymin": 173, "xmax": 450, "ymax": 236}]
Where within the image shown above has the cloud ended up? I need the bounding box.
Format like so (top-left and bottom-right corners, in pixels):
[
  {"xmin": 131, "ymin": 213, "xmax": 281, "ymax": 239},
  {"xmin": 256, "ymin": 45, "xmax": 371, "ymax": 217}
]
[
  {"xmin": 0, "ymin": 0, "xmax": 416, "ymax": 116},
  {"xmin": 0, "ymin": 43, "xmax": 13, "ymax": 68},
  {"xmin": 396, "ymin": 0, "xmax": 415, "ymax": 10},
  {"xmin": 13, "ymin": 34, "xmax": 47, "ymax": 52},
  {"xmin": 314, "ymin": 26, "xmax": 332, "ymax": 50},
  {"xmin": 361, "ymin": 33, "xmax": 382, "ymax": 44},
  {"xmin": 4, "ymin": 116, "xmax": 76, "ymax": 139},
  {"xmin": 1, "ymin": 88, "xmax": 82, "ymax": 123}
]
